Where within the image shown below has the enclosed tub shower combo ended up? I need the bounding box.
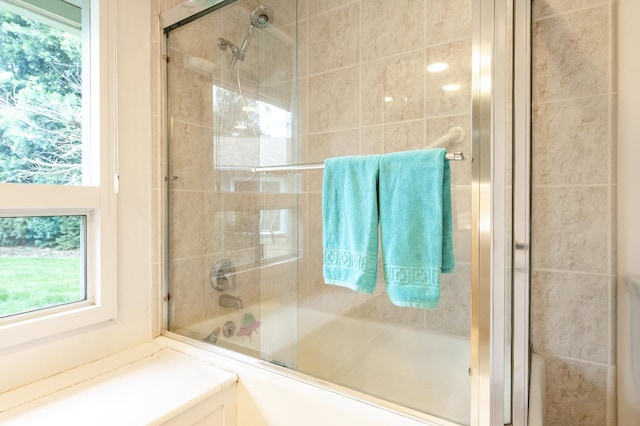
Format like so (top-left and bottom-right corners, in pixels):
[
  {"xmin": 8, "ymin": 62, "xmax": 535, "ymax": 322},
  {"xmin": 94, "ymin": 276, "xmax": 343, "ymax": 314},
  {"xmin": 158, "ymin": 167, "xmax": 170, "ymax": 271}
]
[{"xmin": 161, "ymin": 0, "xmax": 534, "ymax": 425}]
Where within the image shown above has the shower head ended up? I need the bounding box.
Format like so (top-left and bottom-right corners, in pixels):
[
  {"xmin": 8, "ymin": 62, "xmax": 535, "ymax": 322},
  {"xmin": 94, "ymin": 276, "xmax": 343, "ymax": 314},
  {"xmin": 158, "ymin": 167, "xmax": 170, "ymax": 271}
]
[
  {"xmin": 217, "ymin": 4, "xmax": 274, "ymax": 65},
  {"xmin": 250, "ymin": 5, "xmax": 273, "ymax": 29},
  {"xmin": 217, "ymin": 38, "xmax": 240, "ymax": 56}
]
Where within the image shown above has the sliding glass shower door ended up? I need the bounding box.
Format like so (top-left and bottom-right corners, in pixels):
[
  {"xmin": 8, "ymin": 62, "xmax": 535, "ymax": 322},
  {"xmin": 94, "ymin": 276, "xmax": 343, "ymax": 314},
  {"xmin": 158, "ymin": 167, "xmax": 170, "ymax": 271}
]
[
  {"xmin": 165, "ymin": 0, "xmax": 298, "ymax": 366},
  {"xmin": 162, "ymin": 0, "xmax": 520, "ymax": 424}
]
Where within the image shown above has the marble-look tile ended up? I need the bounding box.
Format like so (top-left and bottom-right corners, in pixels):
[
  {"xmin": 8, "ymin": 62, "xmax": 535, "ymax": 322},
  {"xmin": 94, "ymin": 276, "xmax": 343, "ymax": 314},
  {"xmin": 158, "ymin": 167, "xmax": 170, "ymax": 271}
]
[
  {"xmin": 609, "ymin": 276, "xmax": 617, "ymax": 364},
  {"xmin": 167, "ymin": 11, "xmax": 222, "ymax": 61},
  {"xmin": 609, "ymin": 2, "xmax": 616, "ymax": 94},
  {"xmin": 169, "ymin": 256, "xmax": 215, "ymax": 329},
  {"xmin": 308, "ymin": 0, "xmax": 356, "ymax": 16},
  {"xmin": 360, "ymin": 126, "xmax": 384, "ymax": 156},
  {"xmin": 307, "ymin": 129, "xmax": 360, "ymax": 163},
  {"xmin": 296, "ymin": 249, "xmax": 324, "ymax": 308},
  {"xmin": 426, "ymin": 0, "xmax": 472, "ymax": 45},
  {"xmin": 222, "ymin": 1, "xmax": 262, "ymax": 27},
  {"xmin": 360, "ymin": 62, "xmax": 385, "ymax": 126},
  {"xmin": 532, "ymin": 95, "xmax": 610, "ymax": 186},
  {"xmin": 308, "ymin": 67, "xmax": 360, "ymax": 132},
  {"xmin": 533, "ymin": 0, "xmax": 607, "ymax": 20},
  {"xmin": 261, "ymin": 81, "xmax": 296, "ymax": 119},
  {"xmin": 261, "ymin": 25, "xmax": 296, "ymax": 86},
  {"xmin": 160, "ymin": 0, "xmax": 186, "ymax": 14},
  {"xmin": 531, "ymin": 186, "xmax": 609, "ymax": 273},
  {"xmin": 545, "ymin": 356, "xmax": 607, "ymax": 426},
  {"xmin": 607, "ymin": 366, "xmax": 617, "ymax": 426},
  {"xmin": 610, "ymin": 94, "xmax": 618, "ymax": 185},
  {"xmin": 423, "ymin": 263, "xmax": 471, "ymax": 337},
  {"xmin": 169, "ymin": 190, "xmax": 221, "ymax": 259},
  {"xmin": 360, "ymin": 50, "xmax": 426, "ymax": 126},
  {"xmin": 383, "ymin": 120, "xmax": 426, "ymax": 152},
  {"xmin": 361, "ymin": 0, "xmax": 425, "ymax": 61},
  {"xmin": 296, "ymin": 193, "xmax": 309, "ymax": 251},
  {"xmin": 382, "ymin": 53, "xmax": 425, "ymax": 123},
  {"xmin": 426, "ymin": 74, "xmax": 472, "ymax": 118},
  {"xmin": 425, "ymin": 38, "xmax": 472, "ymax": 81},
  {"xmin": 220, "ymin": 210, "xmax": 260, "ymax": 253},
  {"xmin": 531, "ymin": 270, "xmax": 609, "ymax": 363},
  {"xmin": 168, "ymin": 122, "xmax": 215, "ymax": 191},
  {"xmin": 298, "ymin": 0, "xmax": 308, "ymax": 20},
  {"xmin": 308, "ymin": 3, "xmax": 359, "ymax": 74},
  {"xmin": 230, "ymin": 247, "xmax": 262, "ymax": 271},
  {"xmin": 533, "ymin": 6, "xmax": 610, "ymax": 102},
  {"xmin": 298, "ymin": 169, "xmax": 324, "ymax": 194},
  {"xmin": 305, "ymin": 278, "xmax": 374, "ymax": 317},
  {"xmin": 298, "ymin": 77, "xmax": 309, "ymax": 137},
  {"xmin": 298, "ymin": 20, "xmax": 308, "ymax": 78},
  {"xmin": 167, "ymin": 49, "xmax": 214, "ymax": 126},
  {"xmin": 233, "ymin": 265, "xmax": 261, "ymax": 308},
  {"xmin": 307, "ymin": 193, "xmax": 323, "ymax": 252},
  {"xmin": 223, "ymin": 192, "xmax": 258, "ymax": 211},
  {"xmin": 451, "ymin": 185, "xmax": 471, "ymax": 264},
  {"xmin": 610, "ymin": 187, "xmax": 617, "ymax": 275},
  {"xmin": 301, "ymin": 168, "xmax": 324, "ymax": 194},
  {"xmin": 259, "ymin": 192, "xmax": 298, "ymax": 209},
  {"xmin": 217, "ymin": 132, "xmax": 260, "ymax": 168},
  {"xmin": 260, "ymin": 261, "xmax": 298, "ymax": 301},
  {"xmin": 262, "ymin": 0, "xmax": 297, "ymax": 27}
]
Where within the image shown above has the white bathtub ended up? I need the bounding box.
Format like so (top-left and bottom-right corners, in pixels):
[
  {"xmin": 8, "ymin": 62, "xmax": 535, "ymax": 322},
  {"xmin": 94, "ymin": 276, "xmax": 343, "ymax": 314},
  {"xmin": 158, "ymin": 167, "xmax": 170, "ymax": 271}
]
[
  {"xmin": 176, "ymin": 303, "xmax": 471, "ymax": 424},
  {"xmin": 175, "ymin": 303, "xmax": 545, "ymax": 425}
]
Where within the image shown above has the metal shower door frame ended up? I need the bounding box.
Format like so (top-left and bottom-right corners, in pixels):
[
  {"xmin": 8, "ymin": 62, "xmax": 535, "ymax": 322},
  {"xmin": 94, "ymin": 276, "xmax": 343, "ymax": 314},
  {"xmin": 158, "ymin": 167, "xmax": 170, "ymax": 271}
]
[
  {"xmin": 471, "ymin": 0, "xmax": 531, "ymax": 425},
  {"xmin": 511, "ymin": 0, "xmax": 532, "ymax": 424}
]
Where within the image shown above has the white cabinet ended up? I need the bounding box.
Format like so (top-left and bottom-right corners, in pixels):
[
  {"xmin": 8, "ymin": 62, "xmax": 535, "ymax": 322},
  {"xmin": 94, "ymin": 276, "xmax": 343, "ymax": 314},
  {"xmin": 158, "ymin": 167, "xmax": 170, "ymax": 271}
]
[{"xmin": 162, "ymin": 385, "xmax": 236, "ymax": 426}]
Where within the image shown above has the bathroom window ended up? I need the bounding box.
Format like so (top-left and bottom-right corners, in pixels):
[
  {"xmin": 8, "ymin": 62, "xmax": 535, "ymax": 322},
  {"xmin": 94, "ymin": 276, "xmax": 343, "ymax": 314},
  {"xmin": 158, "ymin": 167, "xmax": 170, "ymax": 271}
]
[{"xmin": 0, "ymin": 0, "xmax": 118, "ymax": 348}]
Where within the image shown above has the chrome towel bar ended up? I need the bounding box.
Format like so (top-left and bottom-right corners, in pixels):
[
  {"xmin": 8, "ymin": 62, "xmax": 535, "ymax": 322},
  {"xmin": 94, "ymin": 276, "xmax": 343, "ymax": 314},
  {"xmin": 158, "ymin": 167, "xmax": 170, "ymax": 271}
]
[{"xmin": 250, "ymin": 152, "xmax": 465, "ymax": 173}]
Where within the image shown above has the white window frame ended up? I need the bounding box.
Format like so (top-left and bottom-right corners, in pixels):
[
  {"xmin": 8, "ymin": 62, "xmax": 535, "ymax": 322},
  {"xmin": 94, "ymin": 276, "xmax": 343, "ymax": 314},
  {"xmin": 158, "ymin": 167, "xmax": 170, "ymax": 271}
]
[{"xmin": 0, "ymin": 0, "xmax": 117, "ymax": 349}]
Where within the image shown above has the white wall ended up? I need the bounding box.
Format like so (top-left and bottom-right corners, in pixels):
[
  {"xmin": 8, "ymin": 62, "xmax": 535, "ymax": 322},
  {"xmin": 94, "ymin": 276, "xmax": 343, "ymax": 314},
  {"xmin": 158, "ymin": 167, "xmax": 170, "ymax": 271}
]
[
  {"xmin": 617, "ymin": 0, "xmax": 640, "ymax": 423},
  {"xmin": 0, "ymin": 0, "xmax": 152, "ymax": 394}
]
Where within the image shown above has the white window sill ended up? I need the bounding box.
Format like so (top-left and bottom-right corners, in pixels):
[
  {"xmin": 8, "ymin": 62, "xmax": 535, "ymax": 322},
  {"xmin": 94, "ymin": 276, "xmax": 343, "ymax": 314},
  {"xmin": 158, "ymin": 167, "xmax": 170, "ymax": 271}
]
[{"xmin": 0, "ymin": 340, "xmax": 238, "ymax": 424}]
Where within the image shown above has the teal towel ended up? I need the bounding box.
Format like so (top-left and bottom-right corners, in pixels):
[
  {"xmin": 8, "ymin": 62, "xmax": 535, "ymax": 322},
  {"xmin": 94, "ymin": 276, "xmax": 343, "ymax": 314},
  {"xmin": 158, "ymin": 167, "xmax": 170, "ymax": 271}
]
[
  {"xmin": 379, "ymin": 148, "xmax": 454, "ymax": 308},
  {"xmin": 322, "ymin": 155, "xmax": 379, "ymax": 293}
]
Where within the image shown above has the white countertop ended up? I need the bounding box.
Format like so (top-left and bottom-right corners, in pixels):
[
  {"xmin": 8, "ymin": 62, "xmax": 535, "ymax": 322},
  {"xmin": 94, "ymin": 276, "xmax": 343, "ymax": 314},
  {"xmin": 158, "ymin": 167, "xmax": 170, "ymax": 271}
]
[{"xmin": 0, "ymin": 341, "xmax": 237, "ymax": 425}]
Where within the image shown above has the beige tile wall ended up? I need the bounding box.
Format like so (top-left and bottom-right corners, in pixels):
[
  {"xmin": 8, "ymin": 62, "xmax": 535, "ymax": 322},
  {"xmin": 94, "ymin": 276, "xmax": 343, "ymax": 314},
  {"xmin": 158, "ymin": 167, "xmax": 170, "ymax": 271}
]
[
  {"xmin": 297, "ymin": 0, "xmax": 473, "ymax": 335},
  {"xmin": 531, "ymin": 0, "xmax": 617, "ymax": 424}
]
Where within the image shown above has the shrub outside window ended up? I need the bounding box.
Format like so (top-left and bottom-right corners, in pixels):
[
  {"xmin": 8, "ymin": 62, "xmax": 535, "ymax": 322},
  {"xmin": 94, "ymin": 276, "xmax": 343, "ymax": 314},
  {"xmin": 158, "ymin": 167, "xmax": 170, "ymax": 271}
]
[{"xmin": 0, "ymin": 0, "xmax": 117, "ymax": 348}]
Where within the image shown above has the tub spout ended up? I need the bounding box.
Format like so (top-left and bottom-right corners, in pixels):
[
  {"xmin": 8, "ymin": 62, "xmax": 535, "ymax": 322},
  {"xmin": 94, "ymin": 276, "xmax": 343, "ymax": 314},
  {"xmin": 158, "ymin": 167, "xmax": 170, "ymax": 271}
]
[{"xmin": 219, "ymin": 294, "xmax": 243, "ymax": 309}]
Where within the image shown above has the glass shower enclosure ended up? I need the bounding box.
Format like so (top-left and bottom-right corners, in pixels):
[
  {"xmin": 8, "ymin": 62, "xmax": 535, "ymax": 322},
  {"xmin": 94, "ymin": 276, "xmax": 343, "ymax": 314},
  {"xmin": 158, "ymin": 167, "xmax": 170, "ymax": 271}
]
[{"xmin": 162, "ymin": 0, "xmax": 518, "ymax": 424}]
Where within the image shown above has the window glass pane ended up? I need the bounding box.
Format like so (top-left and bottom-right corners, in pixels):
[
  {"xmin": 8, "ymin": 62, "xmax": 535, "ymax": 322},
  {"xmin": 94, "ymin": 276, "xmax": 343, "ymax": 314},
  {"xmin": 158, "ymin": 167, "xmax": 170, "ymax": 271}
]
[
  {"xmin": 0, "ymin": 215, "xmax": 86, "ymax": 318},
  {"xmin": 0, "ymin": 5, "xmax": 84, "ymax": 185}
]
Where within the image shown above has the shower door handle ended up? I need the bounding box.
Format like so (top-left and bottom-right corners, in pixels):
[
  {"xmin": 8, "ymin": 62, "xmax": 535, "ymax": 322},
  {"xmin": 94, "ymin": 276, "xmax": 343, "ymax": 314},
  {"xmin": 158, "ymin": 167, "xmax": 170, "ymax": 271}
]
[{"xmin": 515, "ymin": 241, "xmax": 528, "ymax": 250}]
